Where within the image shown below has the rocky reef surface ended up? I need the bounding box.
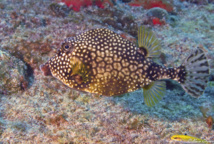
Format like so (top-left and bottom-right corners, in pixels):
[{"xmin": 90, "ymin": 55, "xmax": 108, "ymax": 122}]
[{"xmin": 0, "ymin": 0, "xmax": 214, "ymax": 143}]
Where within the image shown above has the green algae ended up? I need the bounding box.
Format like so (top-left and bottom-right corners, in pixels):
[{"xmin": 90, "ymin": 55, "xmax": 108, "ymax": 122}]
[{"xmin": 208, "ymin": 81, "xmax": 214, "ymax": 87}]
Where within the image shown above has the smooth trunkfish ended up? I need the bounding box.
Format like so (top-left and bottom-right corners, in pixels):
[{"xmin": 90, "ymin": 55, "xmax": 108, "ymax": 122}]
[{"xmin": 40, "ymin": 26, "xmax": 210, "ymax": 107}]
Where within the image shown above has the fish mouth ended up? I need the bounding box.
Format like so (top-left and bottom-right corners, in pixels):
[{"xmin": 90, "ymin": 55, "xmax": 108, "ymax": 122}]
[{"xmin": 40, "ymin": 62, "xmax": 52, "ymax": 76}]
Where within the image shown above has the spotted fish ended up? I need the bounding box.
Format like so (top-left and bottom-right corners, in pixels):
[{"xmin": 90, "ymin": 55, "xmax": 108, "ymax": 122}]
[{"xmin": 40, "ymin": 26, "xmax": 210, "ymax": 107}]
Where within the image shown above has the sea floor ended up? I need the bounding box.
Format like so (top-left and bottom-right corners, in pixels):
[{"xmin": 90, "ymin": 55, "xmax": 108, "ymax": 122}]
[{"xmin": 0, "ymin": 0, "xmax": 214, "ymax": 143}]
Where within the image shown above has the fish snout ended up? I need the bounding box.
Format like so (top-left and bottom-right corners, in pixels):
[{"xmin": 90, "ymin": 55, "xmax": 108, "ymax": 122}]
[{"xmin": 40, "ymin": 62, "xmax": 52, "ymax": 76}]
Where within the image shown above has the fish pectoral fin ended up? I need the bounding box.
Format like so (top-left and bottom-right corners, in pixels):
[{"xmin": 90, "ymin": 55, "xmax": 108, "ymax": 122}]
[
  {"xmin": 70, "ymin": 58, "xmax": 91, "ymax": 84},
  {"xmin": 142, "ymin": 81, "xmax": 166, "ymax": 107},
  {"xmin": 137, "ymin": 26, "xmax": 161, "ymax": 58}
]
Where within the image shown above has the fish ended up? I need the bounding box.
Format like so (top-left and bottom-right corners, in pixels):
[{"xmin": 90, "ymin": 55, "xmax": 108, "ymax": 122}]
[
  {"xmin": 171, "ymin": 134, "xmax": 211, "ymax": 144},
  {"xmin": 40, "ymin": 26, "xmax": 210, "ymax": 107}
]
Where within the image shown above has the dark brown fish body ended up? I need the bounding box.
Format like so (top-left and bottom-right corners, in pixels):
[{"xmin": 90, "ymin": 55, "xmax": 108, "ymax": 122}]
[{"xmin": 40, "ymin": 28, "xmax": 209, "ymax": 107}]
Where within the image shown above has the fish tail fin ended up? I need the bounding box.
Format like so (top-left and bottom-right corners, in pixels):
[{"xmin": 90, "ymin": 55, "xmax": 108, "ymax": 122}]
[{"xmin": 177, "ymin": 48, "xmax": 210, "ymax": 98}]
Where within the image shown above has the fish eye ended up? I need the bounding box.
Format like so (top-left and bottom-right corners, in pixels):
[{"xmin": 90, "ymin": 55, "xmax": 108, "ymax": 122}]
[{"xmin": 64, "ymin": 45, "xmax": 69, "ymax": 49}]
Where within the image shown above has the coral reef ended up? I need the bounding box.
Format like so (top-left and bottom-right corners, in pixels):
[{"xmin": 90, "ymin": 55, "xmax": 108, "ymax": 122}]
[
  {"xmin": 0, "ymin": 0, "xmax": 213, "ymax": 143},
  {"xmin": 0, "ymin": 49, "xmax": 28, "ymax": 95},
  {"xmin": 146, "ymin": 7, "xmax": 169, "ymax": 25}
]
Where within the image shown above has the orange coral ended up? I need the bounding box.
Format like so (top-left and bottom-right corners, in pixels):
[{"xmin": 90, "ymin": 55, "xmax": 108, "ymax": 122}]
[
  {"xmin": 206, "ymin": 116, "xmax": 213, "ymax": 129},
  {"xmin": 128, "ymin": 0, "xmax": 173, "ymax": 12},
  {"xmin": 61, "ymin": 0, "xmax": 113, "ymax": 12},
  {"xmin": 152, "ymin": 17, "xmax": 165, "ymax": 25},
  {"xmin": 61, "ymin": 0, "xmax": 85, "ymax": 11}
]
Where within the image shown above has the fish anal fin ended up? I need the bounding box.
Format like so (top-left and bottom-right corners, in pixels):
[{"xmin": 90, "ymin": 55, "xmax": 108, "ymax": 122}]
[{"xmin": 142, "ymin": 81, "xmax": 166, "ymax": 107}]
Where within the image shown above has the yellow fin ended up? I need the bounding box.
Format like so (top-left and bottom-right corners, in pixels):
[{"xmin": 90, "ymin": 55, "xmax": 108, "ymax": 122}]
[
  {"xmin": 71, "ymin": 62, "xmax": 81, "ymax": 75},
  {"xmin": 138, "ymin": 26, "xmax": 161, "ymax": 58},
  {"xmin": 143, "ymin": 81, "xmax": 166, "ymax": 107},
  {"xmin": 70, "ymin": 58, "xmax": 91, "ymax": 83},
  {"xmin": 171, "ymin": 135, "xmax": 210, "ymax": 144}
]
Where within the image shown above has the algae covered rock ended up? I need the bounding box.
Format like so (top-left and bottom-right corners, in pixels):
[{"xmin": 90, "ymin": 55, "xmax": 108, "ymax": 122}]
[
  {"xmin": 147, "ymin": 7, "xmax": 169, "ymax": 20},
  {"xmin": 49, "ymin": 3, "xmax": 71, "ymax": 17},
  {"xmin": 0, "ymin": 49, "xmax": 28, "ymax": 95}
]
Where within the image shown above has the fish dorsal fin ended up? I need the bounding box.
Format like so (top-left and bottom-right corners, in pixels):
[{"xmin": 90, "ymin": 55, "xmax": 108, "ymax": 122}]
[
  {"xmin": 138, "ymin": 26, "xmax": 161, "ymax": 58},
  {"xmin": 142, "ymin": 81, "xmax": 166, "ymax": 107}
]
